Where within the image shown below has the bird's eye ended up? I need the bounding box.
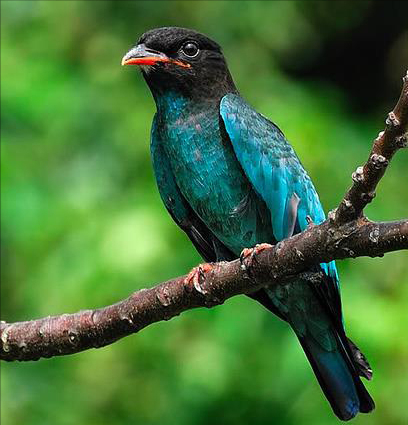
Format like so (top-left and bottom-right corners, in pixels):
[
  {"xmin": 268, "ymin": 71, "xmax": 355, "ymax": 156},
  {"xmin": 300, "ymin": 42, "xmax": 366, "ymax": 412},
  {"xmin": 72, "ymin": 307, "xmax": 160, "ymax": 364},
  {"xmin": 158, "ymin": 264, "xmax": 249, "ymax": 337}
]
[{"xmin": 181, "ymin": 42, "xmax": 199, "ymax": 58}]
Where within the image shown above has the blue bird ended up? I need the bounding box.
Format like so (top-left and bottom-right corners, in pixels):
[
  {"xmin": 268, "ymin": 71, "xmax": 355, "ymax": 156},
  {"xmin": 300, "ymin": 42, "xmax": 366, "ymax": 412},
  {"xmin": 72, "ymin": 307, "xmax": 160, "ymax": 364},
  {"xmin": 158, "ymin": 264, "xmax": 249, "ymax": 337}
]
[{"xmin": 122, "ymin": 27, "xmax": 374, "ymax": 420}]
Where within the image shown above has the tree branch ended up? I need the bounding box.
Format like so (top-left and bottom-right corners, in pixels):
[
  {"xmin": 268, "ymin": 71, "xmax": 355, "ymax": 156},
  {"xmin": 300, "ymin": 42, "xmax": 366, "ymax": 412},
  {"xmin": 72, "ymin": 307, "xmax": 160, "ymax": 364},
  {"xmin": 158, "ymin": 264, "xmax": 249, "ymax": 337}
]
[
  {"xmin": 1, "ymin": 71, "xmax": 407, "ymax": 362},
  {"xmin": 1, "ymin": 218, "xmax": 407, "ymax": 362},
  {"xmin": 335, "ymin": 71, "xmax": 408, "ymax": 223}
]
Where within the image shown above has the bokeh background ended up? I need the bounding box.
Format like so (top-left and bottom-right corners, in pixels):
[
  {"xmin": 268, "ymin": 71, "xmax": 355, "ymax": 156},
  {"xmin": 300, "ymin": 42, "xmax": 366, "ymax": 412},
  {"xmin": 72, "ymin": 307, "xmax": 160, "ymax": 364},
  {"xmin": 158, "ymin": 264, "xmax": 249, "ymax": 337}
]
[{"xmin": 1, "ymin": 1, "xmax": 407, "ymax": 425}]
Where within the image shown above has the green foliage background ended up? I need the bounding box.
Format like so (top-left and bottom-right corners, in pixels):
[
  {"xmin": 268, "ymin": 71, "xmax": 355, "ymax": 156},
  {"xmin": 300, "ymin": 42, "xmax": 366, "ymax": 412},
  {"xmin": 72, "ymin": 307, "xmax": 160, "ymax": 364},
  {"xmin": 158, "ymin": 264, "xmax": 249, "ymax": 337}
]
[{"xmin": 1, "ymin": 2, "xmax": 407, "ymax": 425}]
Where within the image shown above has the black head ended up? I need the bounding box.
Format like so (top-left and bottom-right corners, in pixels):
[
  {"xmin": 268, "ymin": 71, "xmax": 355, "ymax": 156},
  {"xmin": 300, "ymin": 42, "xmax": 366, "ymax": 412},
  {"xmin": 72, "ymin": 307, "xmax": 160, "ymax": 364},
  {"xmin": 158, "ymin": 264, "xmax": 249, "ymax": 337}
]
[{"xmin": 122, "ymin": 27, "xmax": 237, "ymax": 102}]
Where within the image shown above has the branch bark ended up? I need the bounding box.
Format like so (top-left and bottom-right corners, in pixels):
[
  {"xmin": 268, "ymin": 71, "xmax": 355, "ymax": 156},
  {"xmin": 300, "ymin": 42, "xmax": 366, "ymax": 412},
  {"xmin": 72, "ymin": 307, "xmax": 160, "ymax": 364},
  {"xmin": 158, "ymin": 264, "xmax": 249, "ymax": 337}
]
[
  {"xmin": 2, "ymin": 71, "xmax": 407, "ymax": 362},
  {"xmin": 335, "ymin": 71, "xmax": 408, "ymax": 223}
]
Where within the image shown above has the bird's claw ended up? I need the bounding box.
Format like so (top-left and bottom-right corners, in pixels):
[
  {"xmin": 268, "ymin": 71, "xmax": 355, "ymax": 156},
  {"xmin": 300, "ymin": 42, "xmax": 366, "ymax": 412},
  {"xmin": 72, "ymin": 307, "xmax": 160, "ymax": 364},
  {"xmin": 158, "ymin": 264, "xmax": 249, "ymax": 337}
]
[
  {"xmin": 240, "ymin": 243, "xmax": 273, "ymax": 276},
  {"xmin": 184, "ymin": 263, "xmax": 213, "ymax": 294},
  {"xmin": 306, "ymin": 215, "xmax": 314, "ymax": 226}
]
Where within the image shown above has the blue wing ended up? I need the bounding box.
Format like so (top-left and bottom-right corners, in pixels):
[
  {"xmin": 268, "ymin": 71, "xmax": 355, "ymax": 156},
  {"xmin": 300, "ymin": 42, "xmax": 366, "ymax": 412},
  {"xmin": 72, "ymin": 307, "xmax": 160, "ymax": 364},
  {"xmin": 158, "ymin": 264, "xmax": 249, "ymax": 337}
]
[{"xmin": 220, "ymin": 94, "xmax": 339, "ymax": 296}]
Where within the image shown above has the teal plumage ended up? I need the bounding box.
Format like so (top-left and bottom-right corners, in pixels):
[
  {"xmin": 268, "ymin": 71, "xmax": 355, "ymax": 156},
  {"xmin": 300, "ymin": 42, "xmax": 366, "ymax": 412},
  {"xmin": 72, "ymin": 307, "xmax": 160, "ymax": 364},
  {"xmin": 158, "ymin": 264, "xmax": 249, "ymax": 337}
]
[{"xmin": 123, "ymin": 27, "xmax": 374, "ymax": 420}]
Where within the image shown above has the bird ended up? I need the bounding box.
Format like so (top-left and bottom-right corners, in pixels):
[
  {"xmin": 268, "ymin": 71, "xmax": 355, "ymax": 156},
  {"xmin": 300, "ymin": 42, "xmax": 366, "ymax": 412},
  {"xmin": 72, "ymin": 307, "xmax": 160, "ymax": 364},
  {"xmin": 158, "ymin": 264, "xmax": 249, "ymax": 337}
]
[{"xmin": 121, "ymin": 26, "xmax": 374, "ymax": 420}]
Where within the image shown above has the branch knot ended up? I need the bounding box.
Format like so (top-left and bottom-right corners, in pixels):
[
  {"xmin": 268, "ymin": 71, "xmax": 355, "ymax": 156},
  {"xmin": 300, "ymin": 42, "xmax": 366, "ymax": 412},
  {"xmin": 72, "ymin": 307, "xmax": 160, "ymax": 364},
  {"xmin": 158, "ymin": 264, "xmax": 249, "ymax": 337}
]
[
  {"xmin": 370, "ymin": 154, "xmax": 388, "ymax": 169},
  {"xmin": 156, "ymin": 286, "xmax": 172, "ymax": 307},
  {"xmin": 396, "ymin": 134, "xmax": 408, "ymax": 148},
  {"xmin": 369, "ymin": 227, "xmax": 380, "ymax": 244},
  {"xmin": 375, "ymin": 130, "xmax": 385, "ymax": 142},
  {"xmin": 361, "ymin": 191, "xmax": 376, "ymax": 203},
  {"xmin": 351, "ymin": 166, "xmax": 364, "ymax": 183},
  {"xmin": 386, "ymin": 111, "xmax": 400, "ymax": 128}
]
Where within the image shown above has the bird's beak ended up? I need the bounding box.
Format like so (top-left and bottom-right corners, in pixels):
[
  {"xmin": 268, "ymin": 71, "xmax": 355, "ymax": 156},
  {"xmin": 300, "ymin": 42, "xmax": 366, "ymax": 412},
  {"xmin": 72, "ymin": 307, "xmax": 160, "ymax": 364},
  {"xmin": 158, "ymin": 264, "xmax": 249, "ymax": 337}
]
[
  {"xmin": 121, "ymin": 44, "xmax": 191, "ymax": 68},
  {"xmin": 121, "ymin": 44, "xmax": 169, "ymax": 66}
]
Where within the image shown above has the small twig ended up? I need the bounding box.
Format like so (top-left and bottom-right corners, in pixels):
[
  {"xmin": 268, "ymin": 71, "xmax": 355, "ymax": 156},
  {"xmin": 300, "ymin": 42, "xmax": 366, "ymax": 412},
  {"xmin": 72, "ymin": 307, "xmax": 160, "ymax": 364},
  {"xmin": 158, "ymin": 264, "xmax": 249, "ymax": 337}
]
[{"xmin": 335, "ymin": 71, "xmax": 408, "ymax": 223}]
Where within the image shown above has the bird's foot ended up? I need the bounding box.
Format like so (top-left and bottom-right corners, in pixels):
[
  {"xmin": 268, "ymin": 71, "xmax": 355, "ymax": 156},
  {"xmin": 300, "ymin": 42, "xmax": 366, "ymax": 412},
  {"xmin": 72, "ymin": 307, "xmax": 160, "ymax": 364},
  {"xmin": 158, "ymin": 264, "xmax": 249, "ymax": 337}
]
[
  {"xmin": 184, "ymin": 263, "xmax": 213, "ymax": 294},
  {"xmin": 240, "ymin": 243, "xmax": 273, "ymax": 276}
]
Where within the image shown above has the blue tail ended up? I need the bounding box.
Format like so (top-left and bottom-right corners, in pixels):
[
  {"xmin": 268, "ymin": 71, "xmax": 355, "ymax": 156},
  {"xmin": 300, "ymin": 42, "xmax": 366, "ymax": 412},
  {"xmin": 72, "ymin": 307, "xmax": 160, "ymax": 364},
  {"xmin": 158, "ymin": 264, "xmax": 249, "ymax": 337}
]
[
  {"xmin": 297, "ymin": 330, "xmax": 375, "ymax": 421},
  {"xmin": 250, "ymin": 288, "xmax": 375, "ymax": 420}
]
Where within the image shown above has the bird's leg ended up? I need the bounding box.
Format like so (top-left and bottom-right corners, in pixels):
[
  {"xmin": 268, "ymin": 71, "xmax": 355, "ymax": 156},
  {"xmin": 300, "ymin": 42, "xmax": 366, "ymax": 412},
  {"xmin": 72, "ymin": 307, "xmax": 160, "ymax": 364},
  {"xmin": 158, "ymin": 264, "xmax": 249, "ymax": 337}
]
[
  {"xmin": 184, "ymin": 263, "xmax": 213, "ymax": 294},
  {"xmin": 240, "ymin": 243, "xmax": 273, "ymax": 277}
]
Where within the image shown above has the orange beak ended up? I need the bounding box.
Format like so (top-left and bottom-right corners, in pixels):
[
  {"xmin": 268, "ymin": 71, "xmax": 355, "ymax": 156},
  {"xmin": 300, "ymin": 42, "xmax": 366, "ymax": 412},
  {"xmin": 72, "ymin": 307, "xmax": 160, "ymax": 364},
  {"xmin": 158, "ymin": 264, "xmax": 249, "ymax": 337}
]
[{"xmin": 121, "ymin": 44, "xmax": 190, "ymax": 68}]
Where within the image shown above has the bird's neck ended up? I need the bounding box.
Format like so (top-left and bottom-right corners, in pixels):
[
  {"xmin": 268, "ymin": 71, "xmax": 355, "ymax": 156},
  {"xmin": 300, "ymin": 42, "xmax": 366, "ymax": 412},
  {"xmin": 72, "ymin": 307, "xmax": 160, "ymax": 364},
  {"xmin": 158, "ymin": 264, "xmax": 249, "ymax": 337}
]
[
  {"xmin": 155, "ymin": 91, "xmax": 189, "ymax": 115},
  {"xmin": 153, "ymin": 90, "xmax": 219, "ymax": 121},
  {"xmin": 148, "ymin": 69, "xmax": 238, "ymax": 119}
]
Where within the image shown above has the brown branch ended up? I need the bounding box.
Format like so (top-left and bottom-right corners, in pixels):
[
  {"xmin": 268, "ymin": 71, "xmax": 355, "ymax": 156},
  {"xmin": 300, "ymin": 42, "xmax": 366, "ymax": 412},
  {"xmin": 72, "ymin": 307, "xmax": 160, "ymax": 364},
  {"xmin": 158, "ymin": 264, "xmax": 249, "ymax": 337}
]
[
  {"xmin": 1, "ymin": 219, "xmax": 406, "ymax": 362},
  {"xmin": 335, "ymin": 71, "xmax": 408, "ymax": 223},
  {"xmin": 1, "ymin": 71, "xmax": 407, "ymax": 362}
]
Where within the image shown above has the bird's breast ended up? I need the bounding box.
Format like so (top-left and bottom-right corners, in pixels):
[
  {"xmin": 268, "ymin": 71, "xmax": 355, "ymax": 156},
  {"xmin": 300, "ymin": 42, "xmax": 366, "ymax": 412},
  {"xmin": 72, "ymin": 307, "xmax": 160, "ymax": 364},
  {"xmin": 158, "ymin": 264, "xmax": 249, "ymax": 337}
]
[{"xmin": 159, "ymin": 107, "xmax": 273, "ymax": 254}]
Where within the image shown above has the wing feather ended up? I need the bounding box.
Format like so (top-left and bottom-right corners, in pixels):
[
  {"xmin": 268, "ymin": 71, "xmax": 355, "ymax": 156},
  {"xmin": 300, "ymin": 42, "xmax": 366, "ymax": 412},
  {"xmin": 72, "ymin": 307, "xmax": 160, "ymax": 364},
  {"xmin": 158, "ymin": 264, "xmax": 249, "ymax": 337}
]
[{"xmin": 220, "ymin": 94, "xmax": 341, "ymax": 311}]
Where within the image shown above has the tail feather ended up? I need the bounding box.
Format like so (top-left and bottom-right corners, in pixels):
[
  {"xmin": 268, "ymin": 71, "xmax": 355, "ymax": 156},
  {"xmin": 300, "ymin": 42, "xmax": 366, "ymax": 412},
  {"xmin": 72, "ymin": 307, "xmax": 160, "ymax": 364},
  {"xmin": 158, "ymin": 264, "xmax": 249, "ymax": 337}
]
[
  {"xmin": 347, "ymin": 337, "xmax": 373, "ymax": 381},
  {"xmin": 297, "ymin": 331, "xmax": 375, "ymax": 421},
  {"xmin": 250, "ymin": 287, "xmax": 375, "ymax": 420}
]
